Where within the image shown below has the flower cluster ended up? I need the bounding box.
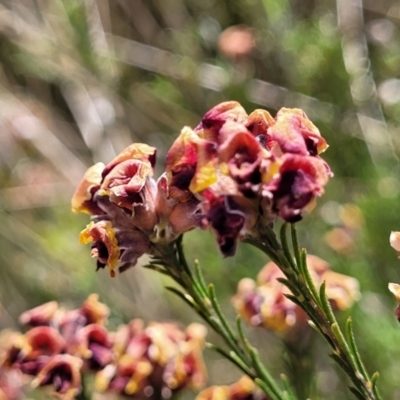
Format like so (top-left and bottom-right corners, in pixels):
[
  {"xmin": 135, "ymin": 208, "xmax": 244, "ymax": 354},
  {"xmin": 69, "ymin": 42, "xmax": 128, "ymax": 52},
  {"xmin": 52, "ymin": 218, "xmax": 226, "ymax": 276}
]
[
  {"xmin": 72, "ymin": 101, "xmax": 331, "ymax": 273},
  {"xmin": 95, "ymin": 320, "xmax": 207, "ymax": 398},
  {"xmin": 232, "ymin": 255, "xmax": 360, "ymax": 333},
  {"xmin": 1, "ymin": 295, "xmax": 207, "ymax": 399},
  {"xmin": 71, "ymin": 144, "xmax": 202, "ymax": 277},
  {"xmin": 196, "ymin": 375, "xmax": 270, "ymax": 400}
]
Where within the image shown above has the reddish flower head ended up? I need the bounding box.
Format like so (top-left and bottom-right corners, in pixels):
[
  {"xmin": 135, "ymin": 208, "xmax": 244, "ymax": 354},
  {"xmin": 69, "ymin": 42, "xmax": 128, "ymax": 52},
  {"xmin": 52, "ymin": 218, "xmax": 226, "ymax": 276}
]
[
  {"xmin": 263, "ymin": 154, "xmax": 330, "ymax": 222},
  {"xmin": 195, "ymin": 101, "xmax": 248, "ymax": 141},
  {"xmin": 80, "ymin": 221, "xmax": 120, "ymax": 277},
  {"xmin": 75, "ymin": 324, "xmax": 114, "ymax": 370},
  {"xmin": 268, "ymin": 108, "xmax": 328, "ymax": 156},
  {"xmin": 32, "ymin": 354, "xmax": 83, "ymax": 399}
]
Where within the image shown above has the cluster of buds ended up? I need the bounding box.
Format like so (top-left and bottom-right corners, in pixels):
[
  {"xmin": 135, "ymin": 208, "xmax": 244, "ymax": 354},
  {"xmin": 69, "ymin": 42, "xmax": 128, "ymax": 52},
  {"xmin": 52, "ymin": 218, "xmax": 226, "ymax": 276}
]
[
  {"xmin": 232, "ymin": 255, "xmax": 360, "ymax": 334},
  {"xmin": 1, "ymin": 295, "xmax": 207, "ymax": 399},
  {"xmin": 72, "ymin": 101, "xmax": 332, "ymax": 274},
  {"xmin": 196, "ymin": 375, "xmax": 270, "ymax": 400}
]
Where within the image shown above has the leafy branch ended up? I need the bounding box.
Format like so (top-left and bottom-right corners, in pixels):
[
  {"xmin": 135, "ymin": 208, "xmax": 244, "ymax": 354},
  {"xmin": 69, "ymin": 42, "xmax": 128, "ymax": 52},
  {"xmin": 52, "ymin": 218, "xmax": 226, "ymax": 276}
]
[
  {"xmin": 245, "ymin": 223, "xmax": 380, "ymax": 400},
  {"xmin": 144, "ymin": 236, "xmax": 294, "ymax": 400}
]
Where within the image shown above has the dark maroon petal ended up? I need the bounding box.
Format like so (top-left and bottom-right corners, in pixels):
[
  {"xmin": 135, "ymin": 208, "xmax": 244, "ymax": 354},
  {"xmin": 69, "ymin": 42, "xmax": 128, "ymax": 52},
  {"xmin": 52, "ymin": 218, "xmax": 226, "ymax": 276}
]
[{"xmin": 204, "ymin": 195, "xmax": 246, "ymax": 256}]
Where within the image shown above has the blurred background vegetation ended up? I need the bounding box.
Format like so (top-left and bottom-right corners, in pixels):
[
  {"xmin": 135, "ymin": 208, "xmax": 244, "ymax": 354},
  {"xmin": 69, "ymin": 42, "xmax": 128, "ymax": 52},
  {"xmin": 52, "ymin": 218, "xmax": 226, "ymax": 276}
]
[{"xmin": 1, "ymin": 0, "xmax": 400, "ymax": 398}]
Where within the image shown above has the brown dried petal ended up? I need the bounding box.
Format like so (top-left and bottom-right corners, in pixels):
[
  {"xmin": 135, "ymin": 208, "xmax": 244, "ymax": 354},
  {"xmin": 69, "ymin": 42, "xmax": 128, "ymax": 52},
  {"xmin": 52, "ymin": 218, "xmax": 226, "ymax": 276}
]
[
  {"xmin": 19, "ymin": 301, "xmax": 58, "ymax": 327},
  {"xmin": 102, "ymin": 143, "xmax": 156, "ymax": 178},
  {"xmin": 71, "ymin": 162, "xmax": 105, "ymax": 215}
]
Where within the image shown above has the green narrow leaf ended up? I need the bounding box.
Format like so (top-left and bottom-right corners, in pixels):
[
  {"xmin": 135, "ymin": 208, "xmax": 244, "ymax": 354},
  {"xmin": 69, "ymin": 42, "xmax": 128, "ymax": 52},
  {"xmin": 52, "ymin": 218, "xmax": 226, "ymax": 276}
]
[
  {"xmin": 280, "ymin": 223, "xmax": 298, "ymax": 272},
  {"xmin": 142, "ymin": 263, "xmax": 172, "ymax": 277},
  {"xmin": 175, "ymin": 235, "xmax": 193, "ymax": 278},
  {"xmin": 283, "ymin": 293, "xmax": 304, "ymax": 309},
  {"xmin": 194, "ymin": 259, "xmax": 208, "ymax": 296},
  {"xmin": 299, "ymin": 248, "xmax": 321, "ymax": 306},
  {"xmin": 371, "ymin": 372, "xmax": 381, "ymax": 399},
  {"xmin": 205, "ymin": 342, "xmax": 253, "ymax": 377},
  {"xmin": 277, "ymin": 277, "xmax": 300, "ymax": 296},
  {"xmin": 280, "ymin": 374, "xmax": 297, "ymax": 400},
  {"xmin": 255, "ymin": 379, "xmax": 280, "ymax": 400},
  {"xmin": 331, "ymin": 323, "xmax": 363, "ymax": 382},
  {"xmin": 208, "ymin": 284, "xmax": 244, "ymax": 358},
  {"xmin": 329, "ymin": 352, "xmax": 356, "ymax": 377},
  {"xmin": 249, "ymin": 347, "xmax": 284, "ymax": 400},
  {"xmin": 236, "ymin": 317, "xmax": 255, "ymax": 355},
  {"xmin": 319, "ymin": 281, "xmax": 336, "ymax": 324},
  {"xmin": 290, "ymin": 223, "xmax": 302, "ymax": 271},
  {"xmin": 329, "ymin": 353, "xmax": 371, "ymax": 399},
  {"xmin": 345, "ymin": 317, "xmax": 370, "ymax": 381}
]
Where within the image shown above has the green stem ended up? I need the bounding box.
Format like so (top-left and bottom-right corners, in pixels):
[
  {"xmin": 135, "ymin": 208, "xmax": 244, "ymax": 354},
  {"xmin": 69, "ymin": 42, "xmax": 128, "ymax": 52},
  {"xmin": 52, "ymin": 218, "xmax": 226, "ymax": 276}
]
[{"xmin": 151, "ymin": 239, "xmax": 288, "ymax": 400}]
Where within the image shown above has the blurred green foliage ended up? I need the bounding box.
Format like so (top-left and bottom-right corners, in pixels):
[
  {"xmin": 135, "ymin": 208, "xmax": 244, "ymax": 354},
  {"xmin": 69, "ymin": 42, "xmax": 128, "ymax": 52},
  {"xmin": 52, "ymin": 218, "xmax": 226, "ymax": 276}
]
[{"xmin": 1, "ymin": 0, "xmax": 400, "ymax": 398}]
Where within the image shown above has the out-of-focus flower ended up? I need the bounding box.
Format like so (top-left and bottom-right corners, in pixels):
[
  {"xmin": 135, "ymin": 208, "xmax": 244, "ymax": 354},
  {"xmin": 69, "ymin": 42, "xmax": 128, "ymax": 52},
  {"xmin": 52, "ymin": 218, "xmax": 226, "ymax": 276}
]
[
  {"xmin": 388, "ymin": 282, "xmax": 400, "ymax": 321},
  {"xmin": 3, "ymin": 327, "xmax": 66, "ymax": 376},
  {"xmin": 390, "ymin": 231, "xmax": 400, "ymax": 256},
  {"xmin": 218, "ymin": 25, "xmax": 256, "ymax": 59},
  {"xmin": 324, "ymin": 227, "xmax": 355, "ymax": 254},
  {"xmin": 19, "ymin": 301, "xmax": 58, "ymax": 327},
  {"xmin": 233, "ymin": 255, "xmax": 360, "ymax": 334},
  {"xmin": 2, "ymin": 296, "xmax": 207, "ymax": 400},
  {"xmin": 2, "ymin": 295, "xmax": 113, "ymax": 398},
  {"xmin": 323, "ymin": 203, "xmax": 364, "ymax": 254},
  {"xmin": 196, "ymin": 375, "xmax": 270, "ymax": 400},
  {"xmin": 31, "ymin": 354, "xmax": 83, "ymax": 399},
  {"xmin": 233, "ymin": 270, "xmax": 301, "ymax": 333},
  {"xmin": 0, "ymin": 368, "xmax": 24, "ymax": 400},
  {"xmin": 0, "ymin": 331, "xmax": 26, "ymax": 400},
  {"xmin": 95, "ymin": 321, "xmax": 207, "ymax": 398},
  {"xmin": 75, "ymin": 324, "xmax": 113, "ymax": 370}
]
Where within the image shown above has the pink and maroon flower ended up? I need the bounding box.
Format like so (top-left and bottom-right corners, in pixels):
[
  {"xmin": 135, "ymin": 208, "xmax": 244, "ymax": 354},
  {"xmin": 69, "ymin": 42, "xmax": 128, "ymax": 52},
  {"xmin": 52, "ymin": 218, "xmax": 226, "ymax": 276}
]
[
  {"xmin": 263, "ymin": 154, "xmax": 330, "ymax": 222},
  {"xmin": 73, "ymin": 101, "xmax": 332, "ymax": 266},
  {"xmin": 31, "ymin": 354, "xmax": 83, "ymax": 399},
  {"xmin": 95, "ymin": 321, "xmax": 207, "ymax": 398},
  {"xmin": 75, "ymin": 324, "xmax": 114, "ymax": 370},
  {"xmin": 194, "ymin": 101, "xmax": 248, "ymax": 141},
  {"xmin": 233, "ymin": 255, "xmax": 360, "ymax": 334},
  {"xmin": 80, "ymin": 221, "xmax": 121, "ymax": 277}
]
